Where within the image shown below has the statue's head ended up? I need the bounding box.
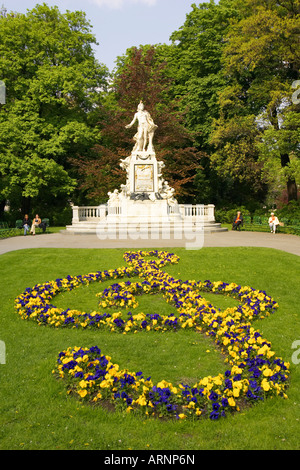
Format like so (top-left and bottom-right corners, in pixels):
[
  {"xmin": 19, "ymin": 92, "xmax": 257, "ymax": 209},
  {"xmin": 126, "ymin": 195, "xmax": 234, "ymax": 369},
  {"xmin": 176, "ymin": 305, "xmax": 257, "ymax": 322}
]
[{"xmin": 137, "ymin": 101, "xmax": 144, "ymax": 111}]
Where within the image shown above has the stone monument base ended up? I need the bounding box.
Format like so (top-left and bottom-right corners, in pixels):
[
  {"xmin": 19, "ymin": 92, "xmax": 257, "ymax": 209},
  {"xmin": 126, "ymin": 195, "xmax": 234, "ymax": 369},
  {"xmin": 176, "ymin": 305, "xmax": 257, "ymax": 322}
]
[{"xmin": 66, "ymin": 202, "xmax": 227, "ymax": 239}]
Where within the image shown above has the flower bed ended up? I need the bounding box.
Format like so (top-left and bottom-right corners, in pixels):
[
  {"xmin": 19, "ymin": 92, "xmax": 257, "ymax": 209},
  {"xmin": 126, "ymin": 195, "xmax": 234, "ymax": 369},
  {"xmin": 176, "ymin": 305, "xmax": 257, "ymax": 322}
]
[{"xmin": 15, "ymin": 250, "xmax": 290, "ymax": 420}]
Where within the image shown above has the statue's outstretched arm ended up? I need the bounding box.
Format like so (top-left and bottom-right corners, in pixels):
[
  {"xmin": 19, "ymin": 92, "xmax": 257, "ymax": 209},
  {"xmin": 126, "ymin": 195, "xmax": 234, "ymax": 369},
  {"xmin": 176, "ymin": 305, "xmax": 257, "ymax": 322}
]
[{"xmin": 125, "ymin": 113, "xmax": 137, "ymax": 129}]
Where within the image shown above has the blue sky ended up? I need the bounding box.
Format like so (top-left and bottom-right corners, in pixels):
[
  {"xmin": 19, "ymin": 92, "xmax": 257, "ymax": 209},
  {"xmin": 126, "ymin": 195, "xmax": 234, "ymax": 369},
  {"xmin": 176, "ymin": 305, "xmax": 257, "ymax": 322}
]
[{"xmin": 4, "ymin": 0, "xmax": 202, "ymax": 72}]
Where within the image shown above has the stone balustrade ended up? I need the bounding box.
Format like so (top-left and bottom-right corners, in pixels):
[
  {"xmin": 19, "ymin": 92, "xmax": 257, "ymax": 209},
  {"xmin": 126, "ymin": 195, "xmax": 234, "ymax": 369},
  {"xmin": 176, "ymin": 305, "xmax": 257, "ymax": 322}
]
[
  {"xmin": 71, "ymin": 205, "xmax": 107, "ymax": 223},
  {"xmin": 179, "ymin": 204, "xmax": 215, "ymax": 220},
  {"xmin": 72, "ymin": 203, "xmax": 215, "ymax": 223}
]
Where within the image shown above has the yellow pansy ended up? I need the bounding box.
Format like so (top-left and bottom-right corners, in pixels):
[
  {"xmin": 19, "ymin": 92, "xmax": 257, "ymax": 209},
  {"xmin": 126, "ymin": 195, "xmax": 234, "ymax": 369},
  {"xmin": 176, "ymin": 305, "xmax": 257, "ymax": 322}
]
[
  {"xmin": 228, "ymin": 397, "xmax": 236, "ymax": 407},
  {"xmin": 263, "ymin": 367, "xmax": 273, "ymax": 377},
  {"xmin": 261, "ymin": 380, "xmax": 271, "ymax": 392}
]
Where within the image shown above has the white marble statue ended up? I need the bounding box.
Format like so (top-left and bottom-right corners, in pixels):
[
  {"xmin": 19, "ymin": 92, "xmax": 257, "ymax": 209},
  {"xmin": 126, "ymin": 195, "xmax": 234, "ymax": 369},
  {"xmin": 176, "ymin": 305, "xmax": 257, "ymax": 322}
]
[
  {"xmin": 125, "ymin": 101, "xmax": 158, "ymax": 153},
  {"xmin": 120, "ymin": 156, "xmax": 131, "ymax": 171},
  {"xmin": 161, "ymin": 181, "xmax": 177, "ymax": 205},
  {"xmin": 107, "ymin": 189, "xmax": 120, "ymax": 204}
]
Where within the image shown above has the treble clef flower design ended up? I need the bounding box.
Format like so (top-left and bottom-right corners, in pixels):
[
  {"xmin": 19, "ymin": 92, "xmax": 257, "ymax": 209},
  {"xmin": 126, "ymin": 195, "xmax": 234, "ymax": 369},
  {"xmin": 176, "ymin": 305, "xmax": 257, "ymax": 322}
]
[{"xmin": 15, "ymin": 251, "xmax": 289, "ymax": 421}]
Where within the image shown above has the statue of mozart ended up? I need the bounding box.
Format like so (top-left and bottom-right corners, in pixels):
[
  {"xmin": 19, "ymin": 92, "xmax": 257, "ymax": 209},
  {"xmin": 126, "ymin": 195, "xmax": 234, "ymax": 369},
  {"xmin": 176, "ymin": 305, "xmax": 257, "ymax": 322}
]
[{"xmin": 125, "ymin": 101, "xmax": 158, "ymax": 153}]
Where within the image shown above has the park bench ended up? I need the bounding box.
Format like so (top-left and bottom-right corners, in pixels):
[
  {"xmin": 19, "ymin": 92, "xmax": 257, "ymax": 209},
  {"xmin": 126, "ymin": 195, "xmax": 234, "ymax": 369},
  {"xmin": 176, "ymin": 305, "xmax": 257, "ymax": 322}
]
[
  {"xmin": 242, "ymin": 215, "xmax": 270, "ymax": 232},
  {"xmin": 252, "ymin": 216, "xmax": 270, "ymax": 231},
  {"xmin": 15, "ymin": 218, "xmax": 50, "ymax": 234},
  {"xmin": 241, "ymin": 215, "xmax": 300, "ymax": 235}
]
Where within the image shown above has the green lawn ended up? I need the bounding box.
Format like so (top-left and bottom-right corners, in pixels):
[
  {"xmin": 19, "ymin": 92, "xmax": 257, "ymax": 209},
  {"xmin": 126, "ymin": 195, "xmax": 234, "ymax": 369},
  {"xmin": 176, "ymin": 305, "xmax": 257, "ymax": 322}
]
[{"xmin": 0, "ymin": 246, "xmax": 299, "ymax": 450}]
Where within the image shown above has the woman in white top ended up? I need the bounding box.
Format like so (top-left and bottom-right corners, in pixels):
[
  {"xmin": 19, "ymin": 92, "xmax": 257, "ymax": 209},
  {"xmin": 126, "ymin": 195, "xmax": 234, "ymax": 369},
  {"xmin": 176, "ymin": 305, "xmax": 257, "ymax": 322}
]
[{"xmin": 268, "ymin": 212, "xmax": 279, "ymax": 233}]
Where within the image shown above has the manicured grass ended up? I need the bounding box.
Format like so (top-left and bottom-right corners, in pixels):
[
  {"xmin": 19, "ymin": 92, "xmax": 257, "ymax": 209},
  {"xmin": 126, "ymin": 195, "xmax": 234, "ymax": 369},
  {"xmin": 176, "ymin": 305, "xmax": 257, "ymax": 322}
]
[{"xmin": 0, "ymin": 246, "xmax": 299, "ymax": 450}]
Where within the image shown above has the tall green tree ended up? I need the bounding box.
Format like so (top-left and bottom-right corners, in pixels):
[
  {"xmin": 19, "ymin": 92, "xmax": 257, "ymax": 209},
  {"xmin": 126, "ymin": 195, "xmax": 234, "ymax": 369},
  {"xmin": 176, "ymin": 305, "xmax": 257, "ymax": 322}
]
[
  {"xmin": 168, "ymin": 0, "xmax": 241, "ymax": 151},
  {"xmin": 212, "ymin": 0, "xmax": 300, "ymax": 202},
  {"xmin": 0, "ymin": 3, "xmax": 108, "ymax": 217},
  {"xmin": 160, "ymin": 0, "xmax": 261, "ymax": 206}
]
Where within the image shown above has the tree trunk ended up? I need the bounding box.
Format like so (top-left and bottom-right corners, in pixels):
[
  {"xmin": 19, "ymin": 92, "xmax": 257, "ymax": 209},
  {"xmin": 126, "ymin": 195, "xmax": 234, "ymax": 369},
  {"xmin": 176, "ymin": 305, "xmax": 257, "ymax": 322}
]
[
  {"xmin": 281, "ymin": 153, "xmax": 298, "ymax": 202},
  {"xmin": 0, "ymin": 199, "xmax": 6, "ymax": 219},
  {"xmin": 21, "ymin": 196, "xmax": 31, "ymax": 216},
  {"xmin": 286, "ymin": 178, "xmax": 298, "ymax": 202}
]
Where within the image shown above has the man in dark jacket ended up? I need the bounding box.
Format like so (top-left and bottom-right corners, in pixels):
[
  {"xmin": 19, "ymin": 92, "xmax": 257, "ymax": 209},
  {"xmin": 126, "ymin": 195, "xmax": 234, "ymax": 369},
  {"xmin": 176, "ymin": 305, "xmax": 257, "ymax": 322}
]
[
  {"xmin": 22, "ymin": 214, "xmax": 31, "ymax": 235},
  {"xmin": 232, "ymin": 211, "xmax": 243, "ymax": 230}
]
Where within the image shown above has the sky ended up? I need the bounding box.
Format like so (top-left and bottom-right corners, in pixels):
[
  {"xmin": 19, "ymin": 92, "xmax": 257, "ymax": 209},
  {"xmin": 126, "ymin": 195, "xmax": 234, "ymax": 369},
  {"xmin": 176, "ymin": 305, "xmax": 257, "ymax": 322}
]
[{"xmin": 3, "ymin": 0, "xmax": 202, "ymax": 72}]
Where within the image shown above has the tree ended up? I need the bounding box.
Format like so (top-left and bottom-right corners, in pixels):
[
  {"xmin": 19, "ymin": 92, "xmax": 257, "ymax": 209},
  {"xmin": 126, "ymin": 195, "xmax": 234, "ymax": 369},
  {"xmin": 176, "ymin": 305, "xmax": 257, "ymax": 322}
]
[
  {"xmin": 167, "ymin": 0, "xmax": 241, "ymax": 151},
  {"xmin": 209, "ymin": 87, "xmax": 268, "ymax": 206},
  {"xmin": 73, "ymin": 46, "xmax": 203, "ymax": 204},
  {"xmin": 0, "ymin": 3, "xmax": 108, "ymax": 217},
  {"xmin": 215, "ymin": 0, "xmax": 300, "ymax": 202},
  {"xmin": 159, "ymin": 0, "xmax": 261, "ymax": 206}
]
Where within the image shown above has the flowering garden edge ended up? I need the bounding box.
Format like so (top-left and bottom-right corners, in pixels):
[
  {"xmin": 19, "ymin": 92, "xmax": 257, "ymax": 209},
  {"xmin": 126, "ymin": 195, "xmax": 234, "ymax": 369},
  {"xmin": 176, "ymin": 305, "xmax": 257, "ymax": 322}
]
[{"xmin": 14, "ymin": 250, "xmax": 290, "ymax": 421}]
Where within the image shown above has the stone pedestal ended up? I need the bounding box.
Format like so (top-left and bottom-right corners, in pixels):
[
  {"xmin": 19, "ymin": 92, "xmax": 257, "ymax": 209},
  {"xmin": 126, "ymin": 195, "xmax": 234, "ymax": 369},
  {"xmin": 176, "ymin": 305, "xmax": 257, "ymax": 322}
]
[
  {"xmin": 107, "ymin": 150, "xmax": 178, "ymax": 219},
  {"xmin": 117, "ymin": 150, "xmax": 175, "ymax": 202}
]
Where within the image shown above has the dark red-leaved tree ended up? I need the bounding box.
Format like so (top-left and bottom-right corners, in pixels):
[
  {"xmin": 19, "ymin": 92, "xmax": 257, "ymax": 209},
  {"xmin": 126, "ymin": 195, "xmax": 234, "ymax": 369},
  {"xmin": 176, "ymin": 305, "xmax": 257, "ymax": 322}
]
[{"xmin": 72, "ymin": 46, "xmax": 204, "ymax": 203}]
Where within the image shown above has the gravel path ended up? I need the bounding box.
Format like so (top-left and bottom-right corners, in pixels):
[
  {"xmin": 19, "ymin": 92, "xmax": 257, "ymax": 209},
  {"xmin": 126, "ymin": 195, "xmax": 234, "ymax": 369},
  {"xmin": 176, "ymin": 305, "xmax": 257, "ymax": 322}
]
[{"xmin": 1, "ymin": 229, "xmax": 300, "ymax": 256}]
